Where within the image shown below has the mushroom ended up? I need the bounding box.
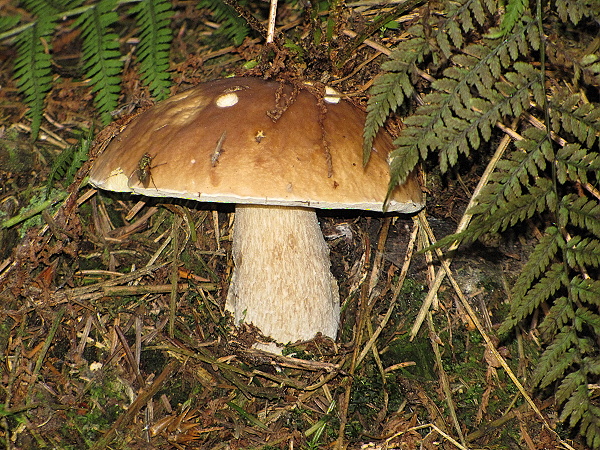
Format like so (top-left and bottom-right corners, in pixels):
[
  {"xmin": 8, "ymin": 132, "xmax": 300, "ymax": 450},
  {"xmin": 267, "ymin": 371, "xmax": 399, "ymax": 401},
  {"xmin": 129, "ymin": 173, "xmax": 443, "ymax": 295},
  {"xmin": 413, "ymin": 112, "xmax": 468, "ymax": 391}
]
[{"xmin": 89, "ymin": 77, "xmax": 424, "ymax": 350}]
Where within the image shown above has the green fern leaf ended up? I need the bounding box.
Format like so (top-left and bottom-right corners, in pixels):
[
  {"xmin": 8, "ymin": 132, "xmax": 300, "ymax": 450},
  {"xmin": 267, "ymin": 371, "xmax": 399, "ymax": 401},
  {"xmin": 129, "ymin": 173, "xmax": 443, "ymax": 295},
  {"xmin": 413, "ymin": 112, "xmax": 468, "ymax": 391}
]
[
  {"xmin": 561, "ymin": 383, "xmax": 589, "ymax": 427},
  {"xmin": 498, "ymin": 228, "xmax": 564, "ymax": 335},
  {"xmin": 556, "ymin": 144, "xmax": 600, "ymax": 185},
  {"xmin": 498, "ymin": 0, "xmax": 528, "ymax": 36},
  {"xmin": 565, "ymin": 236, "xmax": 600, "ymax": 269},
  {"xmin": 73, "ymin": 0, "xmax": 123, "ymax": 125},
  {"xmin": 469, "ymin": 178, "xmax": 555, "ymax": 244},
  {"xmin": 556, "ymin": 370, "xmax": 586, "ymax": 406},
  {"xmin": 387, "ymin": 21, "xmax": 537, "ymax": 189},
  {"xmin": 534, "ymin": 330, "xmax": 595, "ymax": 389},
  {"xmin": 46, "ymin": 135, "xmax": 91, "ymax": 196},
  {"xmin": 129, "ymin": 0, "xmax": 173, "ymax": 101},
  {"xmin": 579, "ymin": 402, "xmax": 600, "ymax": 449},
  {"xmin": 540, "ymin": 296, "xmax": 575, "ymax": 342},
  {"xmin": 519, "ymin": 263, "xmax": 567, "ymax": 319},
  {"xmin": 465, "ymin": 129, "xmax": 558, "ymax": 247},
  {"xmin": 364, "ymin": 36, "xmax": 428, "ymax": 163},
  {"xmin": 198, "ymin": 0, "xmax": 250, "ymax": 46},
  {"xmin": 512, "ymin": 228, "xmax": 564, "ymax": 294},
  {"xmin": 13, "ymin": 17, "xmax": 55, "ymax": 140},
  {"xmin": 579, "ymin": 53, "xmax": 600, "ymax": 86},
  {"xmin": 571, "ymin": 276, "xmax": 600, "ymax": 306},
  {"xmin": 387, "ymin": 130, "xmax": 423, "ymax": 191},
  {"xmin": 559, "ymin": 194, "xmax": 600, "ymax": 237},
  {"xmin": 0, "ymin": 14, "xmax": 21, "ymax": 32},
  {"xmin": 551, "ymin": 94, "xmax": 600, "ymax": 148},
  {"xmin": 574, "ymin": 307, "xmax": 600, "ymax": 335},
  {"xmin": 364, "ymin": 71, "xmax": 414, "ymax": 164},
  {"xmin": 534, "ymin": 330, "xmax": 578, "ymax": 388},
  {"xmin": 447, "ymin": 20, "xmax": 463, "ymax": 51},
  {"xmin": 555, "ymin": 0, "xmax": 600, "ymax": 25}
]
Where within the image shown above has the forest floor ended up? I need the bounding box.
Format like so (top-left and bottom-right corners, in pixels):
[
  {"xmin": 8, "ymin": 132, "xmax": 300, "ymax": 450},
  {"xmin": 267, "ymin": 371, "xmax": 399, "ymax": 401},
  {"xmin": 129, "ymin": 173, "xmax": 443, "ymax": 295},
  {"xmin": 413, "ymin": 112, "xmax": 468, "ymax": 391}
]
[{"xmin": 0, "ymin": 1, "xmax": 592, "ymax": 449}]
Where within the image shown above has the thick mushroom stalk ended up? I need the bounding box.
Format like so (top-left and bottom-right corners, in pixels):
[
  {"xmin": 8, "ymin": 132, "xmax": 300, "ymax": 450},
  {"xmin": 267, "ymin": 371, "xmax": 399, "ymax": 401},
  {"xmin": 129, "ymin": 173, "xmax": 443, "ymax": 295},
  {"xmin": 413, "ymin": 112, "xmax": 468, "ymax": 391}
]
[{"xmin": 226, "ymin": 205, "xmax": 339, "ymax": 346}]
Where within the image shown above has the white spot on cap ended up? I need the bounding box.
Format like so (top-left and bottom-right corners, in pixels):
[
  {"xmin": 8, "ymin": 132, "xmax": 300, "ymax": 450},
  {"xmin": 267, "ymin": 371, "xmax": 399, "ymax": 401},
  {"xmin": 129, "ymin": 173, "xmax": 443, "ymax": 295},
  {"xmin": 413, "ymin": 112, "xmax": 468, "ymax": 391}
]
[
  {"xmin": 216, "ymin": 92, "xmax": 239, "ymax": 107},
  {"xmin": 190, "ymin": 159, "xmax": 196, "ymax": 164},
  {"xmin": 324, "ymin": 86, "xmax": 341, "ymax": 104}
]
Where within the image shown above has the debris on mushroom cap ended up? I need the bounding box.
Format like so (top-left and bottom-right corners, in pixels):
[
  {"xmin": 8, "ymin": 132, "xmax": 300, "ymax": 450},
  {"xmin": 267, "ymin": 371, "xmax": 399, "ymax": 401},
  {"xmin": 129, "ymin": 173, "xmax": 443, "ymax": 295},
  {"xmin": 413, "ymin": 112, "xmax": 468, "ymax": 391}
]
[{"xmin": 89, "ymin": 77, "xmax": 424, "ymax": 213}]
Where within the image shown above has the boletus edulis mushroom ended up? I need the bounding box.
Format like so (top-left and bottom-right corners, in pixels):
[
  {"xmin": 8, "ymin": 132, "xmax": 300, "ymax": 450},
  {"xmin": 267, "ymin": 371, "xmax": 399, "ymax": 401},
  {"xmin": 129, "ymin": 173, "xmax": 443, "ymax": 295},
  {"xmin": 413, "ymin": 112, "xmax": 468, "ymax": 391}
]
[{"xmin": 89, "ymin": 77, "xmax": 424, "ymax": 351}]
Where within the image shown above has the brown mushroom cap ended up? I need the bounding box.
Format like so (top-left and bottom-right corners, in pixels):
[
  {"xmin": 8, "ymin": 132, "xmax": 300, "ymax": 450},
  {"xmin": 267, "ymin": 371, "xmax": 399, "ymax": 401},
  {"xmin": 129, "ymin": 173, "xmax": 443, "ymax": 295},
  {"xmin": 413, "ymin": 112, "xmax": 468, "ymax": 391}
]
[{"xmin": 89, "ymin": 77, "xmax": 423, "ymax": 212}]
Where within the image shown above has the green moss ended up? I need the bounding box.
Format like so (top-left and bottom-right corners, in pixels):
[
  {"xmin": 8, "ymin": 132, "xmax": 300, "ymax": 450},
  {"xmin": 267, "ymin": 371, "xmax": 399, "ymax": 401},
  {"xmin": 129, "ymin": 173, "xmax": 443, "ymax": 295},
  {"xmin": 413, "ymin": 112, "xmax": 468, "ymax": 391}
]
[
  {"xmin": 382, "ymin": 335, "xmax": 436, "ymax": 380},
  {"xmin": 0, "ymin": 128, "xmax": 36, "ymax": 173}
]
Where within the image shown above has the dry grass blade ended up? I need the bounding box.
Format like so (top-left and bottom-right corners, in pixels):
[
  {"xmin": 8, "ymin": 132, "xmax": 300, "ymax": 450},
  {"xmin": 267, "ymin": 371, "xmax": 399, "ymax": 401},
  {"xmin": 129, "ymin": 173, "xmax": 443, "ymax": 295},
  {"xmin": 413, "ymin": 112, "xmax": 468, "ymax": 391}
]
[
  {"xmin": 386, "ymin": 423, "xmax": 469, "ymax": 449},
  {"xmin": 26, "ymin": 307, "xmax": 65, "ymax": 401},
  {"xmin": 410, "ymin": 121, "xmax": 515, "ymax": 338},
  {"xmin": 355, "ymin": 219, "xmax": 419, "ymax": 368},
  {"xmin": 415, "ymin": 213, "xmax": 575, "ymax": 448},
  {"xmin": 90, "ymin": 360, "xmax": 180, "ymax": 450}
]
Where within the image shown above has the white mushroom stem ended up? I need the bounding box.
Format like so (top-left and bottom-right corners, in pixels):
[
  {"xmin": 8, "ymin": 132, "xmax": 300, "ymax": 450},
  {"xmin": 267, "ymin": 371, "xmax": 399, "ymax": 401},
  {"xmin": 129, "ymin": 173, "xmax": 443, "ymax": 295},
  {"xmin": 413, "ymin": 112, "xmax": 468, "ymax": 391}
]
[{"xmin": 226, "ymin": 204, "xmax": 340, "ymax": 347}]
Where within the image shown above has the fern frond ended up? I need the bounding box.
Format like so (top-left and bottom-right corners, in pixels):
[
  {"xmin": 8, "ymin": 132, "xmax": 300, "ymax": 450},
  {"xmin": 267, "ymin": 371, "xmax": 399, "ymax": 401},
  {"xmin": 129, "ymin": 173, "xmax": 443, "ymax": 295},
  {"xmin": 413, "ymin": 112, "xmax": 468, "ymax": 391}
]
[
  {"xmin": 363, "ymin": 35, "xmax": 429, "ymax": 163},
  {"xmin": 555, "ymin": 0, "xmax": 600, "ymax": 25},
  {"xmin": 556, "ymin": 370, "xmax": 586, "ymax": 405},
  {"xmin": 0, "ymin": 14, "xmax": 21, "ymax": 33},
  {"xmin": 578, "ymin": 53, "xmax": 600, "ymax": 86},
  {"xmin": 560, "ymin": 368, "xmax": 600, "ymax": 449},
  {"xmin": 364, "ymin": 71, "xmax": 414, "ymax": 164},
  {"xmin": 561, "ymin": 383, "xmax": 589, "ymax": 426},
  {"xmin": 556, "ymin": 144, "xmax": 600, "ymax": 185},
  {"xmin": 498, "ymin": 0, "xmax": 528, "ymax": 36},
  {"xmin": 129, "ymin": 0, "xmax": 173, "ymax": 101},
  {"xmin": 579, "ymin": 402, "xmax": 600, "ymax": 449},
  {"xmin": 19, "ymin": 0, "xmax": 60, "ymax": 15},
  {"xmin": 466, "ymin": 176, "xmax": 555, "ymax": 247},
  {"xmin": 565, "ymin": 236, "xmax": 600, "ymax": 269},
  {"xmin": 574, "ymin": 307, "xmax": 600, "ymax": 335},
  {"xmin": 512, "ymin": 228, "xmax": 564, "ymax": 294},
  {"xmin": 518, "ymin": 263, "xmax": 567, "ymax": 318},
  {"xmin": 440, "ymin": 0, "xmax": 497, "ymax": 53},
  {"xmin": 498, "ymin": 228, "xmax": 564, "ymax": 335},
  {"xmin": 438, "ymin": 65, "xmax": 540, "ymax": 172},
  {"xmin": 570, "ymin": 276, "xmax": 600, "ymax": 306},
  {"xmin": 386, "ymin": 20, "xmax": 538, "ymax": 192},
  {"xmin": 13, "ymin": 15, "xmax": 55, "ymax": 140},
  {"xmin": 539, "ymin": 296, "xmax": 574, "ymax": 341},
  {"xmin": 361, "ymin": 0, "xmax": 599, "ymax": 445},
  {"xmin": 73, "ymin": 0, "xmax": 123, "ymax": 125},
  {"xmin": 46, "ymin": 136, "xmax": 90, "ymax": 197},
  {"xmin": 500, "ymin": 261, "xmax": 567, "ymax": 334},
  {"xmin": 550, "ymin": 93, "xmax": 600, "ymax": 148},
  {"xmin": 536, "ymin": 331, "xmax": 596, "ymax": 387},
  {"xmin": 559, "ymin": 194, "xmax": 600, "ymax": 237},
  {"xmin": 533, "ymin": 328, "xmax": 579, "ymax": 387},
  {"xmin": 198, "ymin": 0, "xmax": 250, "ymax": 46}
]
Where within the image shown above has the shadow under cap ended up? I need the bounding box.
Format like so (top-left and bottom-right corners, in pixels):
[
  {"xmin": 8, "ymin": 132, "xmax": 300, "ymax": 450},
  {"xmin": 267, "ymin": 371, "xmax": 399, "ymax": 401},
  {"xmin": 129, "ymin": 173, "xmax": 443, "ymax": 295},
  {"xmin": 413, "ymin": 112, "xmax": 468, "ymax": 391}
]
[{"xmin": 89, "ymin": 77, "xmax": 424, "ymax": 212}]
